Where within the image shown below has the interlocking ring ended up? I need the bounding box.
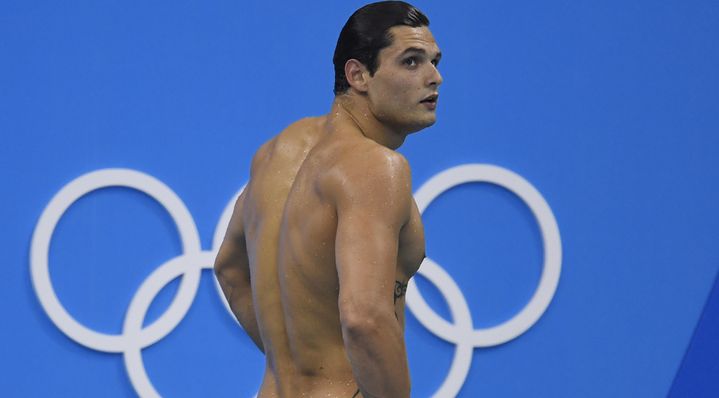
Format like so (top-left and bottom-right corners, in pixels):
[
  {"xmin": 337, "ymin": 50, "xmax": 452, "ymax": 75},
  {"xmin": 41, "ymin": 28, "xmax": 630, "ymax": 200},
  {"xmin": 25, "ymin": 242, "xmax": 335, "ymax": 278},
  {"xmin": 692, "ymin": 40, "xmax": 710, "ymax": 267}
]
[
  {"xmin": 30, "ymin": 169, "xmax": 230, "ymax": 397},
  {"xmin": 407, "ymin": 164, "xmax": 562, "ymax": 397},
  {"xmin": 30, "ymin": 164, "xmax": 561, "ymax": 398}
]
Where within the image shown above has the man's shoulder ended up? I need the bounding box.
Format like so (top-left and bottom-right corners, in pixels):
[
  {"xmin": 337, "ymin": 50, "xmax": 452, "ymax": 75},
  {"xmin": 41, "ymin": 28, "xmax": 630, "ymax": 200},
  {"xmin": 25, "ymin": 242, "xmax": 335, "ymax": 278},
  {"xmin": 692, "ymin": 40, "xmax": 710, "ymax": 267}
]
[
  {"xmin": 325, "ymin": 143, "xmax": 412, "ymax": 203},
  {"xmin": 339, "ymin": 142, "xmax": 410, "ymax": 180},
  {"xmin": 278, "ymin": 116, "xmax": 326, "ymax": 144},
  {"xmin": 250, "ymin": 116, "xmax": 326, "ymax": 174}
]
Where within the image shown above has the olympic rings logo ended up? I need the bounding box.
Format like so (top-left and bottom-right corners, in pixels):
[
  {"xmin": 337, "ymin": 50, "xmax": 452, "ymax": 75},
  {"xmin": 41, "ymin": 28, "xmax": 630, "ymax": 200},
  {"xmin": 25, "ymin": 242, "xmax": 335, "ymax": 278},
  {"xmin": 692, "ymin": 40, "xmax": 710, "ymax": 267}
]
[{"xmin": 30, "ymin": 164, "xmax": 561, "ymax": 398}]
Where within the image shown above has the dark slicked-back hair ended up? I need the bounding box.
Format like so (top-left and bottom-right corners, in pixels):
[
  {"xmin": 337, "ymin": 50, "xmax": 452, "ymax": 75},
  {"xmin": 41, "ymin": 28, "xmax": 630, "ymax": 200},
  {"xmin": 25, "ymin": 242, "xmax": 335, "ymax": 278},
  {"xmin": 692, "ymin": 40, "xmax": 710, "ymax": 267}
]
[{"xmin": 333, "ymin": 1, "xmax": 429, "ymax": 95}]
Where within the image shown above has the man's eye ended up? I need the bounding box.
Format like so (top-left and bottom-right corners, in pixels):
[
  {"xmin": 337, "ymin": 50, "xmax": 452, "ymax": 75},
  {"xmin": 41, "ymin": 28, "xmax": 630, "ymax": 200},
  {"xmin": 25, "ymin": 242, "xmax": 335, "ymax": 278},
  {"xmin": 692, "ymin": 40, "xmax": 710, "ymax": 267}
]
[
  {"xmin": 403, "ymin": 57, "xmax": 418, "ymax": 67},
  {"xmin": 431, "ymin": 59, "xmax": 440, "ymax": 67}
]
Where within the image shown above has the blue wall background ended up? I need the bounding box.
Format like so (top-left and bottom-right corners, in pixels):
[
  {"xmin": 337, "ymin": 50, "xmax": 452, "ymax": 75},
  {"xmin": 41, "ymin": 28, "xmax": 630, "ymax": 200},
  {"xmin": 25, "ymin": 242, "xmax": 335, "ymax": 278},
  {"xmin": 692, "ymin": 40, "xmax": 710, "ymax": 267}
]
[{"xmin": 2, "ymin": 0, "xmax": 718, "ymax": 397}]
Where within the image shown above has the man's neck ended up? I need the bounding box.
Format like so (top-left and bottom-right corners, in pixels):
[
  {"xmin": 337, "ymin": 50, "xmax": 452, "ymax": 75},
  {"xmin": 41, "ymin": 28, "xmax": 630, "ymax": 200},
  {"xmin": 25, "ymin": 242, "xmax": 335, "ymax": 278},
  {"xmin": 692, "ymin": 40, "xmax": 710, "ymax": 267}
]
[{"xmin": 333, "ymin": 95, "xmax": 407, "ymax": 150}]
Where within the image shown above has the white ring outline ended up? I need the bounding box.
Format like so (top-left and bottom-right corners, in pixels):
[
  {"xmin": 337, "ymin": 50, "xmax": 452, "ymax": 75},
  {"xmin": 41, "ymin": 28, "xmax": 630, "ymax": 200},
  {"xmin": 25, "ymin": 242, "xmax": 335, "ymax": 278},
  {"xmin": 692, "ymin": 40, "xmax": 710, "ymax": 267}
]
[
  {"xmin": 406, "ymin": 164, "xmax": 562, "ymax": 397},
  {"xmin": 410, "ymin": 164, "xmax": 562, "ymax": 346},
  {"xmin": 410, "ymin": 257, "xmax": 475, "ymax": 398},
  {"xmin": 123, "ymin": 251, "xmax": 217, "ymax": 398},
  {"xmin": 30, "ymin": 169, "xmax": 203, "ymax": 353}
]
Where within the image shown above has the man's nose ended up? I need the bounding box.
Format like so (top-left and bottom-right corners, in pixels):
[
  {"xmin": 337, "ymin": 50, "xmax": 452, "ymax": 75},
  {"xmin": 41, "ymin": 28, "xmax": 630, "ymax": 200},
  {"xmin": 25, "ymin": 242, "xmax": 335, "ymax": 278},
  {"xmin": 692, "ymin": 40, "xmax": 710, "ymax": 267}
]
[{"xmin": 428, "ymin": 65, "xmax": 443, "ymax": 88}]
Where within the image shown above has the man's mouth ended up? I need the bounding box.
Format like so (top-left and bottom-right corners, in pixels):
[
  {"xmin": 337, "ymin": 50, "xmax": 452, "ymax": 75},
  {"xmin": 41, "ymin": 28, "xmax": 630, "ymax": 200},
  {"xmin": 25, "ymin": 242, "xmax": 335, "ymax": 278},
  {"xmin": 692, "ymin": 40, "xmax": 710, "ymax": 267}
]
[{"xmin": 420, "ymin": 94, "xmax": 439, "ymax": 104}]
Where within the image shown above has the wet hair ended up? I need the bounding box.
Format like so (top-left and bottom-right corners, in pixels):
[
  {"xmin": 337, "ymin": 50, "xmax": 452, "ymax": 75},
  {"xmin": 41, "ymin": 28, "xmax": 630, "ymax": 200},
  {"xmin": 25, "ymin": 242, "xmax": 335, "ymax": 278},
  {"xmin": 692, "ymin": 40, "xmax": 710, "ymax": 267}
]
[{"xmin": 333, "ymin": 1, "xmax": 430, "ymax": 95}]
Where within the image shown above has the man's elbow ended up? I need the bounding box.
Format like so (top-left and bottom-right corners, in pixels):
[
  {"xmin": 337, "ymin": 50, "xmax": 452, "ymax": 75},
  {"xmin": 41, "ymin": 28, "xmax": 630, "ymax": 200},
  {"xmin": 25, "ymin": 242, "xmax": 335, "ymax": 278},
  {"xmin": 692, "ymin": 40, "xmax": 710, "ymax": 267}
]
[
  {"xmin": 339, "ymin": 302, "xmax": 396, "ymax": 340},
  {"xmin": 213, "ymin": 254, "xmax": 243, "ymax": 292},
  {"xmin": 213, "ymin": 255, "xmax": 228, "ymax": 285}
]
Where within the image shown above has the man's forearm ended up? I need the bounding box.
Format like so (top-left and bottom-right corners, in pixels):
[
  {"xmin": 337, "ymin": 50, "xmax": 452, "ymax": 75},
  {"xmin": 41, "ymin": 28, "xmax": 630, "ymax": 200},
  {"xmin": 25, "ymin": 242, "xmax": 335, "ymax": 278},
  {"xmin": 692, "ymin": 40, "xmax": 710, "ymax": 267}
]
[{"xmin": 342, "ymin": 312, "xmax": 410, "ymax": 398}]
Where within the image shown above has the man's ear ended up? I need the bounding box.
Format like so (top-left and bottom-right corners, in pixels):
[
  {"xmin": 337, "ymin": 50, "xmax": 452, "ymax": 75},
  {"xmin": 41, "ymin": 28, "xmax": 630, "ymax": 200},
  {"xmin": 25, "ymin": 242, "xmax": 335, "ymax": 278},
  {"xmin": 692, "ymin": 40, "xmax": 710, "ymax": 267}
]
[{"xmin": 344, "ymin": 59, "xmax": 370, "ymax": 93}]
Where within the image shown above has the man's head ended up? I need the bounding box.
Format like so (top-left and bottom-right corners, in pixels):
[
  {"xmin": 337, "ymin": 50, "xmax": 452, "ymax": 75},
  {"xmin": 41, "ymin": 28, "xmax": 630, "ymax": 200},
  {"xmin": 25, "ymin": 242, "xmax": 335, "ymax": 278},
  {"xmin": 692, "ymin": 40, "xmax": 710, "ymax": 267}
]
[
  {"xmin": 334, "ymin": 1, "xmax": 443, "ymax": 133},
  {"xmin": 333, "ymin": 1, "xmax": 429, "ymax": 95}
]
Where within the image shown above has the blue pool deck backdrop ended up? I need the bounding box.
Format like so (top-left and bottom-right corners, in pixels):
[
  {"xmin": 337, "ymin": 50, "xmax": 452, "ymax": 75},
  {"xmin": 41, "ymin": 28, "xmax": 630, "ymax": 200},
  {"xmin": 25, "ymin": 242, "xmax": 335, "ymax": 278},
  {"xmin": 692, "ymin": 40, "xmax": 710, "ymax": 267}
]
[{"xmin": 1, "ymin": 1, "xmax": 718, "ymax": 397}]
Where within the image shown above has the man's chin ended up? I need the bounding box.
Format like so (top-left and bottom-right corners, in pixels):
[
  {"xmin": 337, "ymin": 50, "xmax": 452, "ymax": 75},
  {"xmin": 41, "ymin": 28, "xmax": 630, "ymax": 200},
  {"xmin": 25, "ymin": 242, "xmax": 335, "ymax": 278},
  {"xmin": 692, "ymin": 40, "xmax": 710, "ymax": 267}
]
[
  {"xmin": 406, "ymin": 118, "xmax": 436, "ymax": 134},
  {"xmin": 420, "ymin": 113, "xmax": 438, "ymax": 128}
]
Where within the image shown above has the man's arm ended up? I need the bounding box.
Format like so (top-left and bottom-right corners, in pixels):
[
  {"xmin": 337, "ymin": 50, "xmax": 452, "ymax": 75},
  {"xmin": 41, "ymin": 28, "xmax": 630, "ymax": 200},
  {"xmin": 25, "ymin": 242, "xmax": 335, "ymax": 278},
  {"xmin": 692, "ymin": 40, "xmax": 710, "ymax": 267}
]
[
  {"xmin": 213, "ymin": 190, "xmax": 264, "ymax": 352},
  {"xmin": 333, "ymin": 150, "xmax": 413, "ymax": 398}
]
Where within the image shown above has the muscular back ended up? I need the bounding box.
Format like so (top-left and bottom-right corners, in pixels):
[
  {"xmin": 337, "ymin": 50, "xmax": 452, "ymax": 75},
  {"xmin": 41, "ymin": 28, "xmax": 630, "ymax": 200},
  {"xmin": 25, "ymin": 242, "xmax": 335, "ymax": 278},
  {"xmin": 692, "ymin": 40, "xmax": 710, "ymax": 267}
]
[
  {"xmin": 276, "ymin": 122, "xmax": 425, "ymax": 396},
  {"xmin": 217, "ymin": 112, "xmax": 425, "ymax": 398}
]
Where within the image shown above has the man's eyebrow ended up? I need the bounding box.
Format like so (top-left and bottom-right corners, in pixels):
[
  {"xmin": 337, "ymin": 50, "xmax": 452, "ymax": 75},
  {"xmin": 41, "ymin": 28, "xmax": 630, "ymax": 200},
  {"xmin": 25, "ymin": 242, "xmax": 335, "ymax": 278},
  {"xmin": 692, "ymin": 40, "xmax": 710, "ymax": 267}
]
[{"xmin": 399, "ymin": 47, "xmax": 442, "ymax": 60}]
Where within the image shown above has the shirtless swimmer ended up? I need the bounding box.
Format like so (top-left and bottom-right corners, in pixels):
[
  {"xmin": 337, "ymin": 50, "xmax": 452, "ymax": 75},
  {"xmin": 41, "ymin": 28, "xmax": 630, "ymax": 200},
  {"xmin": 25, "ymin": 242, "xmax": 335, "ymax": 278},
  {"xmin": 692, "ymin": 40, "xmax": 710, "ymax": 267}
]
[{"xmin": 214, "ymin": 2, "xmax": 442, "ymax": 397}]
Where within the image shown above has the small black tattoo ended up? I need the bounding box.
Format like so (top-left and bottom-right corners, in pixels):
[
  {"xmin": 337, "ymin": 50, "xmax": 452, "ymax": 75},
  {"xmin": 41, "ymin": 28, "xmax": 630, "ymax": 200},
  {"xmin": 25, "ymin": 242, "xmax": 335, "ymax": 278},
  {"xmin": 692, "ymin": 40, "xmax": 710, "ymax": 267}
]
[{"xmin": 394, "ymin": 280, "xmax": 408, "ymax": 304}]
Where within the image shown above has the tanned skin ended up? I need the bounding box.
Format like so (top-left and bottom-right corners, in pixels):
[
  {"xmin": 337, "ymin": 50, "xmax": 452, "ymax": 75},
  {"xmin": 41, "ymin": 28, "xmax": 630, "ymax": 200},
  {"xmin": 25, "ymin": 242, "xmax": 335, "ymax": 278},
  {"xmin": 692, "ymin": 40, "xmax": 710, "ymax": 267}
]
[{"xmin": 214, "ymin": 25, "xmax": 442, "ymax": 398}]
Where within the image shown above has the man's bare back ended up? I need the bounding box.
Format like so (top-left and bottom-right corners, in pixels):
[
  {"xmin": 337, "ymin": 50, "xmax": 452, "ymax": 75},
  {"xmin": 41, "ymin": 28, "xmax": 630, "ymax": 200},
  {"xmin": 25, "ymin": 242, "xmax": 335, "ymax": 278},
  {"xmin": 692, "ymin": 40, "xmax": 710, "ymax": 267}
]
[
  {"xmin": 215, "ymin": 3, "xmax": 441, "ymax": 397},
  {"xmin": 216, "ymin": 107, "xmax": 425, "ymax": 397}
]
